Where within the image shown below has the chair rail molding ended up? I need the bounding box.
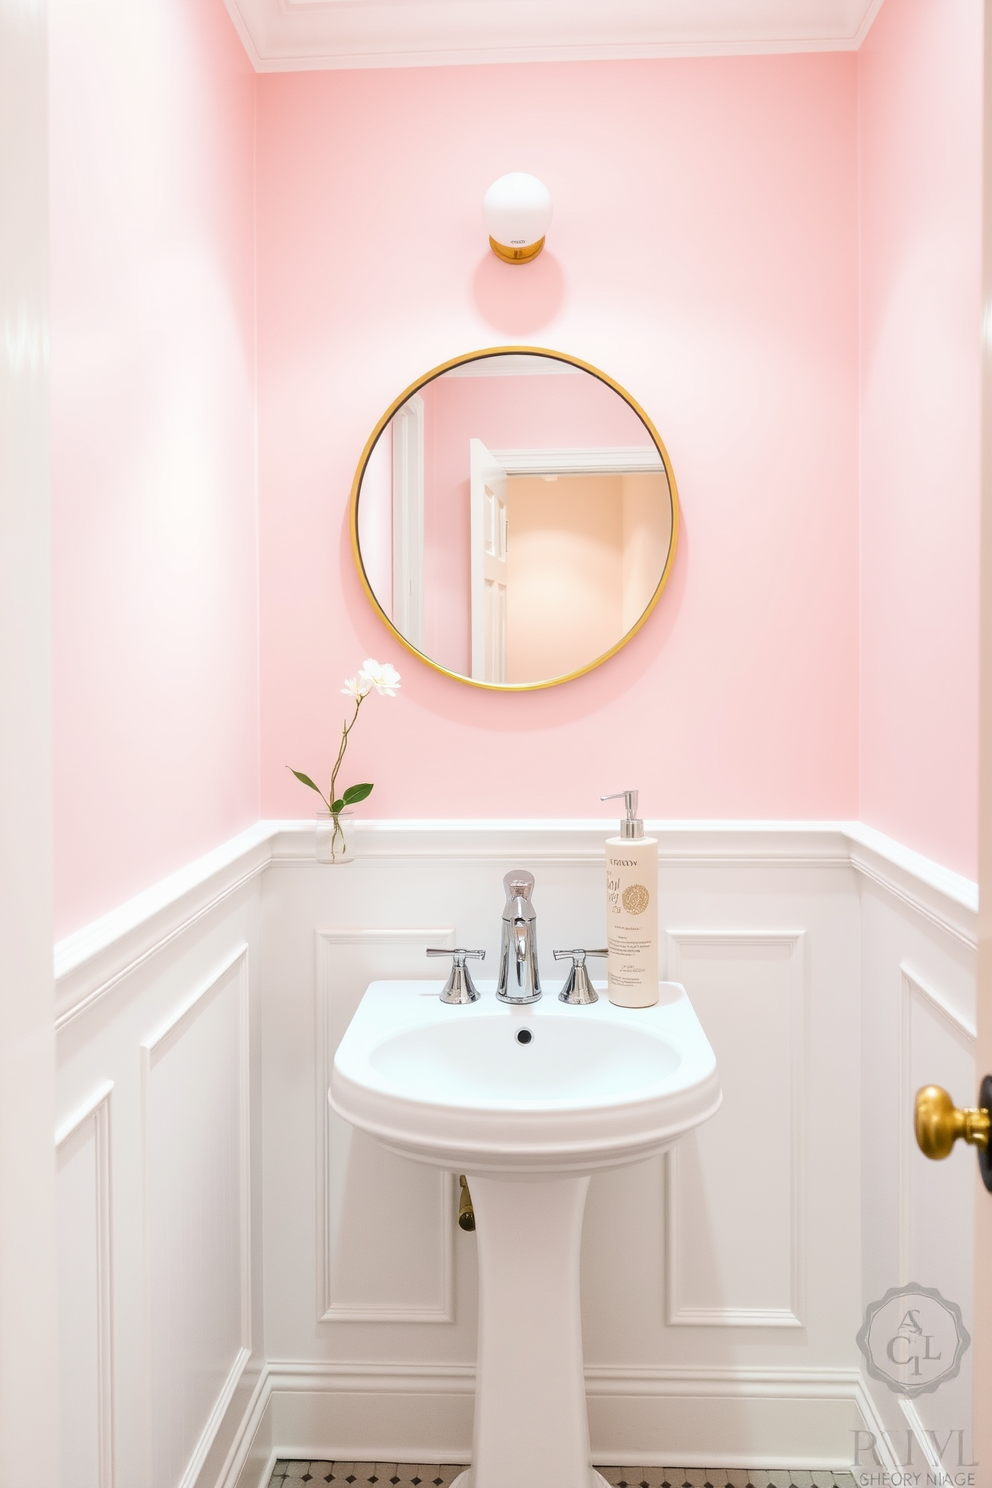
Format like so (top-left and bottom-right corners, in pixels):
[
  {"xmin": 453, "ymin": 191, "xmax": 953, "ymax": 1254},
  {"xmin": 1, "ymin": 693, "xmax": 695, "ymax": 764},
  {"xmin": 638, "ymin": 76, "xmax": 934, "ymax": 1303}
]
[{"xmin": 54, "ymin": 819, "xmax": 976, "ymax": 1028}]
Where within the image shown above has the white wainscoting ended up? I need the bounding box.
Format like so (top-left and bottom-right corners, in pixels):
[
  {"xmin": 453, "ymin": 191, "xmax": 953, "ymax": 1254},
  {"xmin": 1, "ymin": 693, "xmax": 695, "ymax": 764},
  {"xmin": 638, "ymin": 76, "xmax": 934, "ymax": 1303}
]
[
  {"xmin": 57, "ymin": 1081, "xmax": 115, "ymax": 1488},
  {"xmin": 142, "ymin": 945, "xmax": 252, "ymax": 1488},
  {"xmin": 665, "ymin": 932, "xmax": 806, "ymax": 1328},
  {"xmin": 56, "ymin": 848, "xmax": 264, "ymax": 1488},
  {"xmin": 316, "ymin": 929, "xmax": 456, "ymax": 1323},
  {"xmin": 53, "ymin": 819, "xmax": 977, "ymax": 1486}
]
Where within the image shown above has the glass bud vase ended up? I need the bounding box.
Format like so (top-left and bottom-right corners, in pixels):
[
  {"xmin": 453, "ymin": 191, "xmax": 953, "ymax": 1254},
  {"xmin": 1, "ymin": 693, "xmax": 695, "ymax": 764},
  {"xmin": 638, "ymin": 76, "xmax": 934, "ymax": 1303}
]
[{"xmin": 315, "ymin": 809, "xmax": 355, "ymax": 865}]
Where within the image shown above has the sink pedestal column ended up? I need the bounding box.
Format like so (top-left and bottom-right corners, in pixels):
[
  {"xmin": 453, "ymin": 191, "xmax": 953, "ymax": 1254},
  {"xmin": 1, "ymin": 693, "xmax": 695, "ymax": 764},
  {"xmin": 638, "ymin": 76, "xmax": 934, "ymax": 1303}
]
[{"xmin": 452, "ymin": 1172, "xmax": 607, "ymax": 1488}]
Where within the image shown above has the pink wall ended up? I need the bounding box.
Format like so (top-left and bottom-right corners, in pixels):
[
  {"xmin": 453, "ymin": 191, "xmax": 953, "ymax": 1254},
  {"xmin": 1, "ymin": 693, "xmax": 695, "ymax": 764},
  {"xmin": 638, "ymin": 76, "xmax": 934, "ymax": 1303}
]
[
  {"xmin": 257, "ymin": 56, "xmax": 861, "ymax": 826},
  {"xmin": 420, "ymin": 368, "xmax": 651, "ymax": 672},
  {"xmin": 47, "ymin": 3, "xmax": 985, "ymax": 933},
  {"xmin": 858, "ymin": 0, "xmax": 982, "ymax": 879},
  {"xmin": 49, "ymin": 0, "xmax": 260, "ymax": 935}
]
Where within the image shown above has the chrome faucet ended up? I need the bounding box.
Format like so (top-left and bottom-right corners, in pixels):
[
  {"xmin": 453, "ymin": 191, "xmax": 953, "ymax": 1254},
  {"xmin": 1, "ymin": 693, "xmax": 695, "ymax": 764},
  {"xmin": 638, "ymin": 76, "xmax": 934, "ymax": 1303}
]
[{"xmin": 496, "ymin": 869, "xmax": 541, "ymax": 1004}]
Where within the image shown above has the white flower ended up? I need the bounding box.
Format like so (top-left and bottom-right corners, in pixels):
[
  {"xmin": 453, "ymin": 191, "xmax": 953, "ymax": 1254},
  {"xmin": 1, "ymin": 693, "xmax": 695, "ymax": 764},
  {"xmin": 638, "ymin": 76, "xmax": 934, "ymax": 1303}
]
[
  {"xmin": 341, "ymin": 675, "xmax": 371, "ymax": 700},
  {"xmin": 359, "ymin": 658, "xmax": 401, "ymax": 696}
]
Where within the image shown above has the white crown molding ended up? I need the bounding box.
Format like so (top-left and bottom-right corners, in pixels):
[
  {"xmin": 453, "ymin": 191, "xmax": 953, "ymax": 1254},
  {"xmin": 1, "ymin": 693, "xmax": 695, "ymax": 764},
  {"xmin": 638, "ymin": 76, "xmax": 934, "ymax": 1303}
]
[
  {"xmin": 492, "ymin": 447, "xmax": 663, "ymax": 475},
  {"xmin": 221, "ymin": 0, "xmax": 886, "ymax": 73},
  {"xmin": 54, "ymin": 818, "xmax": 977, "ymax": 1030}
]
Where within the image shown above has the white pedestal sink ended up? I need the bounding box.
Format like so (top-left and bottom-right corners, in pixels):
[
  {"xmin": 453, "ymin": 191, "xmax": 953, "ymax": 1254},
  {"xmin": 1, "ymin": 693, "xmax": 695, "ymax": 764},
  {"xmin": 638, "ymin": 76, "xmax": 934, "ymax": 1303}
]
[{"xmin": 330, "ymin": 980, "xmax": 720, "ymax": 1488}]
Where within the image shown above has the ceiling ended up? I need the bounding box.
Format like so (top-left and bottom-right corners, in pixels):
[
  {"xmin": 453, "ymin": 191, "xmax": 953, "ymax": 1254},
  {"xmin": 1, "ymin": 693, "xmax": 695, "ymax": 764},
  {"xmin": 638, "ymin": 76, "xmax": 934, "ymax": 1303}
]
[{"xmin": 223, "ymin": 0, "xmax": 886, "ymax": 72}]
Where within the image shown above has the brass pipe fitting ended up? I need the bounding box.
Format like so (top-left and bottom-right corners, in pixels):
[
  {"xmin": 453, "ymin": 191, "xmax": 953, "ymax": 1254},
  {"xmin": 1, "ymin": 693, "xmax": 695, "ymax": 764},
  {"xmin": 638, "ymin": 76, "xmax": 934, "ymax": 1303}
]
[{"xmin": 458, "ymin": 1175, "xmax": 476, "ymax": 1232}]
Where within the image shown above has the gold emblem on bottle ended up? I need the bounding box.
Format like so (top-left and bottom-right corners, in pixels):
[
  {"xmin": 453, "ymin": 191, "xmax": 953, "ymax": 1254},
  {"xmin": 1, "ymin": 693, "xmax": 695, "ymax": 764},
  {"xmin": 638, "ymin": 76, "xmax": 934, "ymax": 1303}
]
[{"xmin": 621, "ymin": 883, "xmax": 650, "ymax": 915}]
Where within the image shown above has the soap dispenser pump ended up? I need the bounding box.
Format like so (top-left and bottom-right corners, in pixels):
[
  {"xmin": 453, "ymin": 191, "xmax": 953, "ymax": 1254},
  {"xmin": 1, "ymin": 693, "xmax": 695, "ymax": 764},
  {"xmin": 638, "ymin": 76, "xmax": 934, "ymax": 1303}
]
[{"xmin": 602, "ymin": 790, "xmax": 659, "ymax": 1008}]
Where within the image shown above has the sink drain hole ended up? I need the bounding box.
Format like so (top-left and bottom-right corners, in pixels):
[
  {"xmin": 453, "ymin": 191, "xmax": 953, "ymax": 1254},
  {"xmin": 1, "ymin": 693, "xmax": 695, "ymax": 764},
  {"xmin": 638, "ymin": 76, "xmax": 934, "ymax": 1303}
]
[{"xmin": 515, "ymin": 1028, "xmax": 533, "ymax": 1045}]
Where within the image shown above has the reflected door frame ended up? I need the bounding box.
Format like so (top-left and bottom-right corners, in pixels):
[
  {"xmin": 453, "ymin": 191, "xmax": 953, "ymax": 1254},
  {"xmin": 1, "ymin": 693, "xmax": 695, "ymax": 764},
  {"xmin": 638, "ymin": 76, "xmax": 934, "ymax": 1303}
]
[
  {"xmin": 471, "ymin": 444, "xmax": 667, "ymax": 684},
  {"xmin": 392, "ymin": 395, "xmax": 425, "ymax": 650}
]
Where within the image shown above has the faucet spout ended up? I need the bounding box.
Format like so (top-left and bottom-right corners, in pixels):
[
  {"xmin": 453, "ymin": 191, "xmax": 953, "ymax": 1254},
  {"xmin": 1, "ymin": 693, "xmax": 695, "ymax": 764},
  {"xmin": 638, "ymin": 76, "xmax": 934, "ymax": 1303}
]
[{"xmin": 497, "ymin": 870, "xmax": 541, "ymax": 1004}]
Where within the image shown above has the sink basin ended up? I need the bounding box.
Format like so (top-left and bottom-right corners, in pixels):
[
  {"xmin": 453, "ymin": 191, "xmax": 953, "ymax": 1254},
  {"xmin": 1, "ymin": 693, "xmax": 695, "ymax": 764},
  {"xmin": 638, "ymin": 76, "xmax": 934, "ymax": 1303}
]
[
  {"xmin": 330, "ymin": 979, "xmax": 720, "ymax": 1175},
  {"xmin": 329, "ymin": 977, "xmax": 720, "ymax": 1488}
]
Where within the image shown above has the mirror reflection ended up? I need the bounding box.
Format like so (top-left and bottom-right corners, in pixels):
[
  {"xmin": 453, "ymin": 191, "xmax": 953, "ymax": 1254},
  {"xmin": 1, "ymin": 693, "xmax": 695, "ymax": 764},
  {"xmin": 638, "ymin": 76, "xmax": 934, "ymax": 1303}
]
[{"xmin": 353, "ymin": 351, "xmax": 677, "ymax": 688}]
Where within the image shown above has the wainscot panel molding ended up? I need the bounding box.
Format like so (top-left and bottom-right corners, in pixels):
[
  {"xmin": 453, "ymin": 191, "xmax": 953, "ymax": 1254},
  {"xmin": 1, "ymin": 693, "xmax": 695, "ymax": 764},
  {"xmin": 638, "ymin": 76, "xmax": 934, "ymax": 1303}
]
[
  {"xmin": 54, "ymin": 819, "xmax": 975, "ymax": 1483},
  {"xmin": 56, "ymin": 1080, "xmax": 115, "ymax": 1488},
  {"xmin": 664, "ymin": 933, "xmax": 806, "ymax": 1327},
  {"xmin": 316, "ymin": 928, "xmax": 456, "ymax": 1322},
  {"xmin": 56, "ymin": 859, "xmax": 264, "ymax": 1488},
  {"xmin": 858, "ymin": 888, "xmax": 976, "ymax": 1470},
  {"xmin": 141, "ymin": 945, "xmax": 253, "ymax": 1488}
]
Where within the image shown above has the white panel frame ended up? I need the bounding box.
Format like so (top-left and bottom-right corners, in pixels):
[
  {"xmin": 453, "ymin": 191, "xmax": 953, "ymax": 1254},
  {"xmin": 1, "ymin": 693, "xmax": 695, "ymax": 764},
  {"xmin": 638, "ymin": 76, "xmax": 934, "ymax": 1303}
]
[
  {"xmin": 140, "ymin": 944, "xmax": 252, "ymax": 1488},
  {"xmin": 665, "ymin": 931, "xmax": 807, "ymax": 1327},
  {"xmin": 56, "ymin": 1081, "xmax": 115, "ymax": 1488},
  {"xmin": 897, "ymin": 962, "xmax": 976, "ymax": 1285},
  {"xmin": 316, "ymin": 927, "xmax": 456, "ymax": 1323}
]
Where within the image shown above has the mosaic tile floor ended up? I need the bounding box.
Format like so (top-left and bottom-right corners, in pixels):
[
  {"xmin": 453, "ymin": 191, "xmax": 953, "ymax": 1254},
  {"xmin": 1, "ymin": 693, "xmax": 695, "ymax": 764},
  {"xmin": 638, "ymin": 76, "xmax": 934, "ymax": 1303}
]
[{"xmin": 266, "ymin": 1463, "xmax": 857, "ymax": 1488}]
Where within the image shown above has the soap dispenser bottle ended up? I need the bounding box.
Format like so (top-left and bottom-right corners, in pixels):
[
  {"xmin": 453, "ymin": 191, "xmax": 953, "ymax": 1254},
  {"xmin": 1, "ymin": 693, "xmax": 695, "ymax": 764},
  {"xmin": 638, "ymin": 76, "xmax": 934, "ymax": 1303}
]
[{"xmin": 602, "ymin": 790, "xmax": 659, "ymax": 1008}]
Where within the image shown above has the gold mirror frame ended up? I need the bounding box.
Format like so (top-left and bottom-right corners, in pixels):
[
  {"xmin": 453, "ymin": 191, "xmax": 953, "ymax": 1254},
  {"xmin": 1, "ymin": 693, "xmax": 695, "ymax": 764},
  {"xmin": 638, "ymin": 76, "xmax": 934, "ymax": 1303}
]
[{"xmin": 349, "ymin": 345, "xmax": 681, "ymax": 691}]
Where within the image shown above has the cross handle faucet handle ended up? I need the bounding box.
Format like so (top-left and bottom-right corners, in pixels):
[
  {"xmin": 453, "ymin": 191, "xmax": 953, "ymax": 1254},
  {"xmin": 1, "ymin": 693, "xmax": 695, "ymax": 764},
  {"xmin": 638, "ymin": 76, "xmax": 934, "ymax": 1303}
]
[
  {"xmin": 426, "ymin": 948, "xmax": 485, "ymax": 1005},
  {"xmin": 553, "ymin": 947, "xmax": 608, "ymax": 1006}
]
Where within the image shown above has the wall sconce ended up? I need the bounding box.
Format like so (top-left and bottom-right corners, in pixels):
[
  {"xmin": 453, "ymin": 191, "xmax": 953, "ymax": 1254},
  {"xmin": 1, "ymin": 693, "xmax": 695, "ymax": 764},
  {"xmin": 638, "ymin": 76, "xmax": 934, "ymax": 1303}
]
[{"xmin": 483, "ymin": 173, "xmax": 553, "ymax": 265}]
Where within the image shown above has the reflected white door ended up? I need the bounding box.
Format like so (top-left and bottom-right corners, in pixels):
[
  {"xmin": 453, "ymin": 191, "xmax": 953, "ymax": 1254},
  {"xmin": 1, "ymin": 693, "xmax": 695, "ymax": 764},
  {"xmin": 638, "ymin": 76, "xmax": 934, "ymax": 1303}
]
[
  {"xmin": 392, "ymin": 394, "xmax": 425, "ymax": 649},
  {"xmin": 470, "ymin": 438, "xmax": 508, "ymax": 683}
]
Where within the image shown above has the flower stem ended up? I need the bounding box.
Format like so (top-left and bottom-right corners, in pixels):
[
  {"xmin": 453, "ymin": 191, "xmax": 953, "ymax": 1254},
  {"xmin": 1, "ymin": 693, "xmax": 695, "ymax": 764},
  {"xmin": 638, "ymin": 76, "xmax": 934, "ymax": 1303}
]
[{"xmin": 329, "ymin": 695, "xmax": 363, "ymax": 808}]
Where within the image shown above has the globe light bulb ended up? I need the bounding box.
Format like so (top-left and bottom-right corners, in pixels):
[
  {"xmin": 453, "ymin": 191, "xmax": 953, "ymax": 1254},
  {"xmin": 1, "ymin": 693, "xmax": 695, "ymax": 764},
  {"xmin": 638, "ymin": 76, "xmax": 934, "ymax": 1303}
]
[{"xmin": 483, "ymin": 173, "xmax": 553, "ymax": 265}]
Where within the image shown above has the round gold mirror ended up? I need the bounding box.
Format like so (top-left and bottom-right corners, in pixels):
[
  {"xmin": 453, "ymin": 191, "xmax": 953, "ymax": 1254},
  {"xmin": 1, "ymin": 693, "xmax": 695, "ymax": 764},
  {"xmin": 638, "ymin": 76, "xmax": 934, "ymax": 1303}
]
[{"xmin": 350, "ymin": 347, "xmax": 679, "ymax": 690}]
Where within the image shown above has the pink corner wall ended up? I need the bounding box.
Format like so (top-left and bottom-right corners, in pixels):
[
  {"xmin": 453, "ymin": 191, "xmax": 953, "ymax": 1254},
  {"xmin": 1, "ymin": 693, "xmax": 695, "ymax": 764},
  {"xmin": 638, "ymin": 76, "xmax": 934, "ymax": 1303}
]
[
  {"xmin": 48, "ymin": 2, "xmax": 985, "ymax": 935},
  {"xmin": 858, "ymin": 0, "xmax": 982, "ymax": 879},
  {"xmin": 49, "ymin": 0, "xmax": 260, "ymax": 936},
  {"xmin": 257, "ymin": 56, "xmax": 861, "ymax": 826}
]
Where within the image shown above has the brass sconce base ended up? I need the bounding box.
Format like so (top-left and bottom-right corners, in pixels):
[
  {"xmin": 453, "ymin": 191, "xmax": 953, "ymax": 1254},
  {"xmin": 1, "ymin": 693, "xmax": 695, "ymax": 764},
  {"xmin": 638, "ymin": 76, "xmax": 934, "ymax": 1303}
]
[{"xmin": 489, "ymin": 235, "xmax": 545, "ymax": 265}]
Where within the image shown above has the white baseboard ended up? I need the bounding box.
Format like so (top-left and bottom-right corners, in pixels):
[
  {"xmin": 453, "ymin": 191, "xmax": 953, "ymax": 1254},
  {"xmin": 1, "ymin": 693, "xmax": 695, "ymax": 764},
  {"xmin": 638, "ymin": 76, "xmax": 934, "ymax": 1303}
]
[{"xmin": 221, "ymin": 1361, "xmax": 892, "ymax": 1486}]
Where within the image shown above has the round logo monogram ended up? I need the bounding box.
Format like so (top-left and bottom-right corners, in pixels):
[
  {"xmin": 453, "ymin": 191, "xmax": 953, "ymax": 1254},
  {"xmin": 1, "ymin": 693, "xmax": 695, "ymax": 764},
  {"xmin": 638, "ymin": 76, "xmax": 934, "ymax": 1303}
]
[
  {"xmin": 856, "ymin": 1283, "xmax": 970, "ymax": 1397},
  {"xmin": 621, "ymin": 883, "xmax": 650, "ymax": 915}
]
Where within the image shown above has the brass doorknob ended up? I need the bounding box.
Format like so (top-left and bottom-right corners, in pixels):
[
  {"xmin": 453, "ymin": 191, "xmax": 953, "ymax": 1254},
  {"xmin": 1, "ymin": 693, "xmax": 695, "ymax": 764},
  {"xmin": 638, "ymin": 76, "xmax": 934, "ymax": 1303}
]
[{"xmin": 914, "ymin": 1084, "xmax": 990, "ymax": 1159}]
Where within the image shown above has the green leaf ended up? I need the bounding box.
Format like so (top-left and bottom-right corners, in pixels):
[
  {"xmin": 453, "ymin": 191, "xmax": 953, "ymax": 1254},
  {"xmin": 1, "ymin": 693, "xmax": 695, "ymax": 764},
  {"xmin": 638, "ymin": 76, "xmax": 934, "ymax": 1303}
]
[
  {"xmin": 330, "ymin": 798, "xmax": 346, "ymax": 813},
  {"xmin": 289, "ymin": 768, "xmax": 323, "ymax": 796},
  {"xmin": 343, "ymin": 782, "xmax": 374, "ymax": 804}
]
